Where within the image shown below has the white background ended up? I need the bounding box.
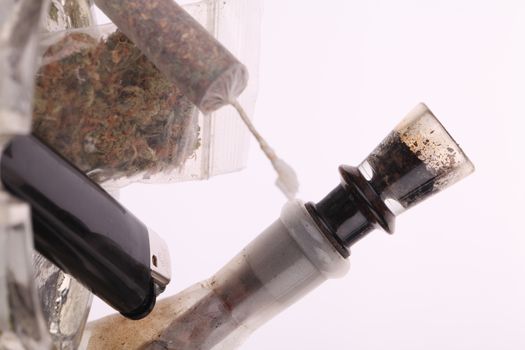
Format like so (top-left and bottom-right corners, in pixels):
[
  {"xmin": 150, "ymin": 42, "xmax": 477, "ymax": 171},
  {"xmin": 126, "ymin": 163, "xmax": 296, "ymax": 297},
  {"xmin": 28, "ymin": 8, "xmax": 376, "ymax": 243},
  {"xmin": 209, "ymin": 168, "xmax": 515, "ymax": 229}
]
[{"xmin": 90, "ymin": 1, "xmax": 525, "ymax": 349}]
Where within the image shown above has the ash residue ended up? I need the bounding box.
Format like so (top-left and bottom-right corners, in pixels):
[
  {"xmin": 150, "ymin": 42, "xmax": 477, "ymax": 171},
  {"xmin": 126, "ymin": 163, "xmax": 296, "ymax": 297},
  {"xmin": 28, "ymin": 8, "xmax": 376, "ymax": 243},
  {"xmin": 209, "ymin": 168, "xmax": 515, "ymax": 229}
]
[
  {"xmin": 366, "ymin": 131, "xmax": 439, "ymax": 208},
  {"xmin": 396, "ymin": 123, "xmax": 467, "ymax": 191}
]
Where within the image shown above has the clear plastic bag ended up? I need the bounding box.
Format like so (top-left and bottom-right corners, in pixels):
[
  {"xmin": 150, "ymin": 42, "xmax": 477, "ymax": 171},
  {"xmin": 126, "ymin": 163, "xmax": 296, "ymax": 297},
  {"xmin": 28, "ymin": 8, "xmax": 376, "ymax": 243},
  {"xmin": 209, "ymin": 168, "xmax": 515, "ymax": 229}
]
[
  {"xmin": 0, "ymin": 0, "xmax": 49, "ymax": 136},
  {"xmin": 44, "ymin": 0, "xmax": 95, "ymax": 32},
  {"xmin": 33, "ymin": 0, "xmax": 262, "ymax": 188},
  {"xmin": 33, "ymin": 25, "xmax": 200, "ymax": 186}
]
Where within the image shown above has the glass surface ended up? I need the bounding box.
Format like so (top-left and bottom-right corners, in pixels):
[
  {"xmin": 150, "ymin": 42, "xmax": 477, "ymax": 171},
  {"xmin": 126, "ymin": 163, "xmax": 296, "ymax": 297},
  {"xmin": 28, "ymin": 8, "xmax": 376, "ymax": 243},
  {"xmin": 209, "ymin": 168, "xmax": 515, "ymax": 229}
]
[
  {"xmin": 0, "ymin": 0, "xmax": 49, "ymax": 135},
  {"xmin": 361, "ymin": 103, "xmax": 475, "ymax": 213},
  {"xmin": 45, "ymin": 0, "xmax": 95, "ymax": 32},
  {"xmin": 0, "ymin": 194, "xmax": 53, "ymax": 350}
]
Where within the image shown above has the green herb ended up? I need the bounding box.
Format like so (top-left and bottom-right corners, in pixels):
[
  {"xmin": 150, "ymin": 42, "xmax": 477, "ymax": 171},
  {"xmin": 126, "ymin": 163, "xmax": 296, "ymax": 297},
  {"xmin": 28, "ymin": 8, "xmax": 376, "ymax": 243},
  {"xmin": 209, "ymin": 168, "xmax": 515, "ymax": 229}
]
[{"xmin": 33, "ymin": 31, "xmax": 199, "ymax": 184}]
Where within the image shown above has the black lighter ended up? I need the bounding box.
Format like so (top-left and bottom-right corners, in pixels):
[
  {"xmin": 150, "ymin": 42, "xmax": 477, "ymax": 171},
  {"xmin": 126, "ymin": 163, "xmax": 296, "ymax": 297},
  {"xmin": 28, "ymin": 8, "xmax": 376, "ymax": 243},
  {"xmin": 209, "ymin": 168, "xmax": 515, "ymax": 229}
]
[{"xmin": 1, "ymin": 134, "xmax": 171, "ymax": 320}]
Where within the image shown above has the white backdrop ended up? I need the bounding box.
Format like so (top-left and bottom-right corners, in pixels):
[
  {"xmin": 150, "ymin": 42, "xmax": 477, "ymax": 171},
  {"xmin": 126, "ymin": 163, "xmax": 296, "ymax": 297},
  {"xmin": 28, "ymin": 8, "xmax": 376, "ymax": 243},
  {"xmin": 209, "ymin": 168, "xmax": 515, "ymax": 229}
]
[{"xmin": 90, "ymin": 1, "xmax": 525, "ymax": 349}]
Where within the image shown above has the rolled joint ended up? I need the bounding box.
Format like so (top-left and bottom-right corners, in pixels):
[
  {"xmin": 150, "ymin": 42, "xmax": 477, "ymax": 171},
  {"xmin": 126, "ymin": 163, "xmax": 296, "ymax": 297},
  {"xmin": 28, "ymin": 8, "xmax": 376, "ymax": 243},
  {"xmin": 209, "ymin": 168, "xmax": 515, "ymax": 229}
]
[{"xmin": 198, "ymin": 63, "xmax": 249, "ymax": 114}]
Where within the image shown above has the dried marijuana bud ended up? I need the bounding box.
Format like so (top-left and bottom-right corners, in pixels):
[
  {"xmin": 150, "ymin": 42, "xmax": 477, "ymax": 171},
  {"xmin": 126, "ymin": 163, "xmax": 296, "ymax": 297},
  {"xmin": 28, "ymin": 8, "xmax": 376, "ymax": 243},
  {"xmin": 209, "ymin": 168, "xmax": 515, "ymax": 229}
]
[{"xmin": 32, "ymin": 30, "xmax": 199, "ymax": 185}]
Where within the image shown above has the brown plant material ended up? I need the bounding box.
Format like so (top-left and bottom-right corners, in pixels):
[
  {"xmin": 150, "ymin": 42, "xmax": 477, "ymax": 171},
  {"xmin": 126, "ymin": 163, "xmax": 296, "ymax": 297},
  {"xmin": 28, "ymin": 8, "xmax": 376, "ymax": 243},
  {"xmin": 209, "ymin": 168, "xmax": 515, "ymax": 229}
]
[
  {"xmin": 32, "ymin": 30, "xmax": 199, "ymax": 184},
  {"xmin": 94, "ymin": 0, "xmax": 248, "ymax": 114}
]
